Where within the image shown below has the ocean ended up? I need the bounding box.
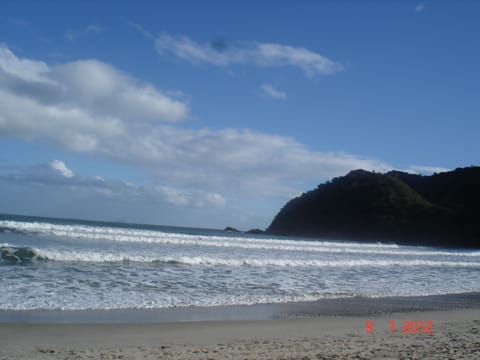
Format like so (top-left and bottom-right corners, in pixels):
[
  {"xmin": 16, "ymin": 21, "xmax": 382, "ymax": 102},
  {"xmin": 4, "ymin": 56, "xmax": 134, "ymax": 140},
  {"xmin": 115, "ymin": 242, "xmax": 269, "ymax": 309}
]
[{"xmin": 1, "ymin": 213, "xmax": 480, "ymax": 311}]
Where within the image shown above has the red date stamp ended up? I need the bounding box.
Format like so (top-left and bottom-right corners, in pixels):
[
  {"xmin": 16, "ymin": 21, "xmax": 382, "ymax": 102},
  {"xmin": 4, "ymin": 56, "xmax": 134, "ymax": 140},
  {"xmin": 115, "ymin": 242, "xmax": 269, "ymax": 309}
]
[{"xmin": 365, "ymin": 320, "xmax": 432, "ymax": 334}]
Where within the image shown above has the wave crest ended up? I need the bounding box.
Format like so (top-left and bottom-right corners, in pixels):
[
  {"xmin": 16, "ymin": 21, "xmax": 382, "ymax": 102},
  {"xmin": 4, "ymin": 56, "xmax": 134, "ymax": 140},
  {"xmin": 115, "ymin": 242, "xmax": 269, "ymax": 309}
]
[
  {"xmin": 2, "ymin": 245, "xmax": 480, "ymax": 268},
  {"xmin": 0, "ymin": 245, "xmax": 44, "ymax": 264}
]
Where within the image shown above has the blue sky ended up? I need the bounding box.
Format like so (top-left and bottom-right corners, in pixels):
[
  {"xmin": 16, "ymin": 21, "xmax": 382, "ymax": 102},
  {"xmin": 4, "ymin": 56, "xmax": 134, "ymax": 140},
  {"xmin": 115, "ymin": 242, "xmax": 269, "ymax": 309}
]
[{"xmin": 0, "ymin": 1, "xmax": 479, "ymax": 229}]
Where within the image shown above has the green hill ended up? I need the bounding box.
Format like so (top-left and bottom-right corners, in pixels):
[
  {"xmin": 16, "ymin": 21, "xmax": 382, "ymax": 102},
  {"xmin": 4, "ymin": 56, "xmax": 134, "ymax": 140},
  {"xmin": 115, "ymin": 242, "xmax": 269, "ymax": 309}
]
[{"xmin": 267, "ymin": 167, "xmax": 480, "ymax": 248}]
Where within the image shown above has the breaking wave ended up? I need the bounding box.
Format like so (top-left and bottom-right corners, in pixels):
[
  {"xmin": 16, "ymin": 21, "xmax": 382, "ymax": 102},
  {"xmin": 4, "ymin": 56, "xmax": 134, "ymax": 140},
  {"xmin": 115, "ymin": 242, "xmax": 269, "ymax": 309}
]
[
  {"xmin": 2, "ymin": 216, "xmax": 480, "ymax": 311},
  {"xmin": 1, "ymin": 220, "xmax": 479, "ymax": 258},
  {"xmin": 1, "ymin": 244, "xmax": 479, "ymax": 268},
  {"xmin": 0, "ymin": 245, "xmax": 45, "ymax": 264}
]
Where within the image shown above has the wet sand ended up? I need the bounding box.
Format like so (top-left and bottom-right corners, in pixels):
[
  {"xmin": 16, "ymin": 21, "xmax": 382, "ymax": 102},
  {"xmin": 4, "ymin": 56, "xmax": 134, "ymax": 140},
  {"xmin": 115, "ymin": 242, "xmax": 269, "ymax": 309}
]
[
  {"xmin": 1, "ymin": 292, "xmax": 479, "ymax": 323},
  {"xmin": 1, "ymin": 294, "xmax": 480, "ymax": 359}
]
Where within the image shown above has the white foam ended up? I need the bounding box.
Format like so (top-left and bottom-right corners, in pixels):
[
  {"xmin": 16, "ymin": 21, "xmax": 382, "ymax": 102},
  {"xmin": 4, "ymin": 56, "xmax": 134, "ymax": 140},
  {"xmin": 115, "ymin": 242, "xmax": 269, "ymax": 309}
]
[
  {"xmin": 2, "ymin": 220, "xmax": 480, "ymax": 311},
  {"xmin": 0, "ymin": 291, "xmax": 357, "ymax": 311},
  {"xmin": 25, "ymin": 247, "xmax": 480, "ymax": 267},
  {"xmin": 1, "ymin": 220, "xmax": 479, "ymax": 258},
  {"xmin": 1, "ymin": 281, "xmax": 479, "ymax": 311}
]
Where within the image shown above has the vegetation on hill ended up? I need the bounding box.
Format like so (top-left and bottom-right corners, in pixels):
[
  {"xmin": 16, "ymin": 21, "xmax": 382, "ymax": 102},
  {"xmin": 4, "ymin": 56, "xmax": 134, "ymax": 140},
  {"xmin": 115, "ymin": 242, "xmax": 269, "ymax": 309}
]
[{"xmin": 267, "ymin": 167, "xmax": 480, "ymax": 248}]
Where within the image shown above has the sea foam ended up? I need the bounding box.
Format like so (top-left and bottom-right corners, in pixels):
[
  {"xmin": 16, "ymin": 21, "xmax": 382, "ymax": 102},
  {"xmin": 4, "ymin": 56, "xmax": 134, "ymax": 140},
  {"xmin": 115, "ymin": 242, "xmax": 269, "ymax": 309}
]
[
  {"xmin": 1, "ymin": 216, "xmax": 480, "ymax": 311},
  {"xmin": 1, "ymin": 220, "xmax": 479, "ymax": 258}
]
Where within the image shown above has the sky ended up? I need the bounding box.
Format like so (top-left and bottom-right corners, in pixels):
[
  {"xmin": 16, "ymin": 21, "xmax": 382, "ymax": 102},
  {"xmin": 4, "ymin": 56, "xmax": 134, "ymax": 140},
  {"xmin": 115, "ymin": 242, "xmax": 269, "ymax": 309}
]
[{"xmin": 0, "ymin": 0, "xmax": 479, "ymax": 229}]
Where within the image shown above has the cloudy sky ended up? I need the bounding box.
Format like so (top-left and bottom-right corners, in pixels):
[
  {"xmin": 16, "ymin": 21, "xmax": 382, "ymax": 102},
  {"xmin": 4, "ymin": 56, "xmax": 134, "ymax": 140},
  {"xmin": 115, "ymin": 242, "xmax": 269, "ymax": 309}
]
[{"xmin": 1, "ymin": 1, "xmax": 479, "ymax": 229}]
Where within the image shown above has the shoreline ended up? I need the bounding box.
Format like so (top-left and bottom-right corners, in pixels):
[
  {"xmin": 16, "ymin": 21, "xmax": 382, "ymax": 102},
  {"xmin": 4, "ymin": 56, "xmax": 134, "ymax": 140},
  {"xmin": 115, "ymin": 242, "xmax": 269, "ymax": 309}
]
[
  {"xmin": 1, "ymin": 291, "xmax": 480, "ymax": 324},
  {"xmin": 1, "ymin": 308, "xmax": 479, "ymax": 359}
]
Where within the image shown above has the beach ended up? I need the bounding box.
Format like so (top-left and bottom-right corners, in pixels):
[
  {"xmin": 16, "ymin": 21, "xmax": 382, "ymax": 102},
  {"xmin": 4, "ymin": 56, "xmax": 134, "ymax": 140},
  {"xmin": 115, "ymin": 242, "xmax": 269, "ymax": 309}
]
[
  {"xmin": 1, "ymin": 294, "xmax": 480, "ymax": 360},
  {"xmin": 2, "ymin": 216, "xmax": 480, "ymax": 358},
  {"xmin": 1, "ymin": 308, "xmax": 479, "ymax": 359}
]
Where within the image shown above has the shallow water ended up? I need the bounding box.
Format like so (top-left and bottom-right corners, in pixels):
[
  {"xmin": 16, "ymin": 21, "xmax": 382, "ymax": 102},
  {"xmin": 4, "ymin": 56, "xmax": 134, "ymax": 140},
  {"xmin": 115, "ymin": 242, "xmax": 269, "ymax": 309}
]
[{"xmin": 1, "ymin": 214, "xmax": 480, "ymax": 310}]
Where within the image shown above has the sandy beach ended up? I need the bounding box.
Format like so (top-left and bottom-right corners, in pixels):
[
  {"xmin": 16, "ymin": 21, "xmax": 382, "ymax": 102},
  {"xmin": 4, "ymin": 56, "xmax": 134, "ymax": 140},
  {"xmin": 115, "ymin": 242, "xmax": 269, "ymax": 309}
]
[{"xmin": 1, "ymin": 307, "xmax": 479, "ymax": 359}]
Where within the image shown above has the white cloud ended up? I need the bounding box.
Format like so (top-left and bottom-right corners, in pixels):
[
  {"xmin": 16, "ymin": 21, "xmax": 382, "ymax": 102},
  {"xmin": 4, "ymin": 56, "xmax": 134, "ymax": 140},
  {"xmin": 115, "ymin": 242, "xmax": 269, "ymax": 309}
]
[
  {"xmin": 51, "ymin": 60, "xmax": 188, "ymax": 122},
  {"xmin": 0, "ymin": 46, "xmax": 391, "ymax": 200},
  {"xmin": 255, "ymin": 43, "xmax": 342, "ymax": 76},
  {"xmin": 0, "ymin": 164, "xmax": 235, "ymax": 228},
  {"xmin": 0, "ymin": 46, "xmax": 188, "ymax": 127},
  {"xmin": 0, "ymin": 46, "xmax": 50, "ymax": 82},
  {"xmin": 128, "ymin": 21, "xmax": 153, "ymax": 39},
  {"xmin": 202, "ymin": 192, "xmax": 227, "ymax": 208},
  {"xmin": 0, "ymin": 161, "xmax": 225, "ymax": 209},
  {"xmin": 65, "ymin": 24, "xmax": 104, "ymax": 42},
  {"xmin": 155, "ymin": 33, "xmax": 343, "ymax": 76},
  {"xmin": 155, "ymin": 185, "xmax": 226, "ymax": 208},
  {"xmin": 49, "ymin": 160, "xmax": 74, "ymax": 178},
  {"xmin": 415, "ymin": 3, "xmax": 425, "ymax": 13},
  {"xmin": 65, "ymin": 29, "xmax": 80, "ymax": 42},
  {"xmin": 85, "ymin": 24, "xmax": 103, "ymax": 34},
  {"xmin": 261, "ymin": 84, "xmax": 287, "ymax": 100},
  {"xmin": 409, "ymin": 165, "xmax": 449, "ymax": 174}
]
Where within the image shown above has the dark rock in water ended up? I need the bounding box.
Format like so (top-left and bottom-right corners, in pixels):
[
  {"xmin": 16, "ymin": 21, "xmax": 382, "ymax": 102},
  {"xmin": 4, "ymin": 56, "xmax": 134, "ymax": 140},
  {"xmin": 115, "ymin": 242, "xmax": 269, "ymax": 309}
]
[
  {"xmin": 267, "ymin": 166, "xmax": 480, "ymax": 248},
  {"xmin": 224, "ymin": 226, "xmax": 240, "ymax": 232},
  {"xmin": 246, "ymin": 229, "xmax": 264, "ymax": 234}
]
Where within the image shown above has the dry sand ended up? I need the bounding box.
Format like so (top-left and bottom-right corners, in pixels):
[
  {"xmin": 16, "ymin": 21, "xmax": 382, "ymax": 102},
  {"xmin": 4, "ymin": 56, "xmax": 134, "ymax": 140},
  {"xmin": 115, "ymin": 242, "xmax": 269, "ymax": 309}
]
[{"xmin": 1, "ymin": 308, "xmax": 479, "ymax": 359}]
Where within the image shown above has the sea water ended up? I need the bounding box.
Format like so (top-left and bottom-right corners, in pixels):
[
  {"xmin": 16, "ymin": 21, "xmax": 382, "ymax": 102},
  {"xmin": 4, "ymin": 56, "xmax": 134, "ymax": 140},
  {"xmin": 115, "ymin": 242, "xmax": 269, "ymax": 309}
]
[{"xmin": 1, "ymin": 214, "xmax": 479, "ymax": 311}]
